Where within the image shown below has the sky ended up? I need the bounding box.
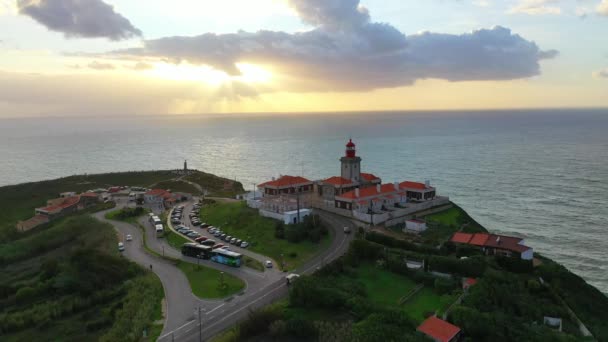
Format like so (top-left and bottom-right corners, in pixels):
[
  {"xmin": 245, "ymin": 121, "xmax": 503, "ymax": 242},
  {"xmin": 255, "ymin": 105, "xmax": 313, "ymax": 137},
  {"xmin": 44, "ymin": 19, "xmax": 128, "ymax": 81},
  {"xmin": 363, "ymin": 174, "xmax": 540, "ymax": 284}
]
[{"xmin": 1, "ymin": 0, "xmax": 607, "ymax": 117}]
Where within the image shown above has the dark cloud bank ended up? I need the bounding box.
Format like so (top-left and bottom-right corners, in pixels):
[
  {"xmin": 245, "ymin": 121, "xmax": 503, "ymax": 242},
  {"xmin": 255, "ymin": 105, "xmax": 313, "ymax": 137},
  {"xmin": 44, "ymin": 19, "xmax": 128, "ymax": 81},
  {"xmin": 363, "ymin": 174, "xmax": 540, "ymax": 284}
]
[
  {"xmin": 17, "ymin": 0, "xmax": 141, "ymax": 40},
  {"xmin": 114, "ymin": 0, "xmax": 558, "ymax": 91}
]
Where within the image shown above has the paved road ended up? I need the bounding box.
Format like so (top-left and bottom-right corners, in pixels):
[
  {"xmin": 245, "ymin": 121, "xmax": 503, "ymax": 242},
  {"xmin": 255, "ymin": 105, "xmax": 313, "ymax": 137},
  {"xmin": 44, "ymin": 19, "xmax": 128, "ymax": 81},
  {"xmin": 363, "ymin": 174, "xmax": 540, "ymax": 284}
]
[
  {"xmin": 96, "ymin": 202, "xmax": 355, "ymax": 341},
  {"xmin": 93, "ymin": 210, "xmax": 200, "ymax": 335},
  {"xmin": 173, "ymin": 210, "xmax": 357, "ymax": 342}
]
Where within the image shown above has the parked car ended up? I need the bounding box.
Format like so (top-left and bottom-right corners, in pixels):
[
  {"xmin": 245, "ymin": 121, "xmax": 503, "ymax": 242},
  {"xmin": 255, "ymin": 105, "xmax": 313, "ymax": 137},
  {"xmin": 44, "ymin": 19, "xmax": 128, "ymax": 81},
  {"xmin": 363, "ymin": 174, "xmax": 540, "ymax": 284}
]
[
  {"xmin": 209, "ymin": 228, "xmax": 217, "ymax": 234},
  {"xmin": 235, "ymin": 239, "xmax": 242, "ymax": 245},
  {"xmin": 201, "ymin": 223, "xmax": 209, "ymax": 228},
  {"xmin": 219, "ymin": 234, "xmax": 227, "ymax": 240},
  {"xmin": 214, "ymin": 231, "xmax": 222, "ymax": 237},
  {"xmin": 118, "ymin": 242, "xmax": 125, "ymax": 252},
  {"xmin": 187, "ymin": 232, "xmax": 200, "ymax": 238},
  {"xmin": 195, "ymin": 236, "xmax": 208, "ymax": 242},
  {"xmin": 126, "ymin": 234, "xmax": 133, "ymax": 241},
  {"xmin": 265, "ymin": 260, "xmax": 273, "ymax": 268},
  {"xmin": 343, "ymin": 226, "xmax": 351, "ymax": 234},
  {"xmin": 192, "ymin": 221, "xmax": 201, "ymax": 226},
  {"xmin": 224, "ymin": 235, "xmax": 231, "ymax": 241},
  {"xmin": 201, "ymin": 240, "xmax": 216, "ymax": 247},
  {"xmin": 213, "ymin": 244, "xmax": 224, "ymax": 249},
  {"xmin": 176, "ymin": 228, "xmax": 189, "ymax": 233},
  {"xmin": 171, "ymin": 218, "xmax": 181, "ymax": 224},
  {"xmin": 240, "ymin": 241, "xmax": 249, "ymax": 248},
  {"xmin": 230, "ymin": 238, "xmax": 237, "ymax": 244}
]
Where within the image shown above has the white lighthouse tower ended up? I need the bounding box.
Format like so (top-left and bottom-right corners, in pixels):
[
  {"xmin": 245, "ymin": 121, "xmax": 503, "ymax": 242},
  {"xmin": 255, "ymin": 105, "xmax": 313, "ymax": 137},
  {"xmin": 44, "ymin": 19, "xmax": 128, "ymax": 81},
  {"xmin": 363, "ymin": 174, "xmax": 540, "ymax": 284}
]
[{"xmin": 340, "ymin": 139, "xmax": 361, "ymax": 182}]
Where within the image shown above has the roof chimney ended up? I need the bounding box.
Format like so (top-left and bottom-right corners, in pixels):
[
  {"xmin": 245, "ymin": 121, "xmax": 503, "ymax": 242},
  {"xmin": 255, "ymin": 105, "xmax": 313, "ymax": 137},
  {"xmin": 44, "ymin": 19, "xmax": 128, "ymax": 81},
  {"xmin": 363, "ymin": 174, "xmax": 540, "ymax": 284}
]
[
  {"xmin": 355, "ymin": 188, "xmax": 360, "ymax": 198},
  {"xmin": 376, "ymin": 184, "xmax": 381, "ymax": 193},
  {"xmin": 496, "ymin": 236, "xmax": 501, "ymax": 244},
  {"xmin": 272, "ymin": 176, "xmax": 276, "ymax": 181},
  {"xmin": 394, "ymin": 182, "xmax": 399, "ymax": 191},
  {"xmin": 425, "ymin": 180, "xmax": 431, "ymax": 188}
]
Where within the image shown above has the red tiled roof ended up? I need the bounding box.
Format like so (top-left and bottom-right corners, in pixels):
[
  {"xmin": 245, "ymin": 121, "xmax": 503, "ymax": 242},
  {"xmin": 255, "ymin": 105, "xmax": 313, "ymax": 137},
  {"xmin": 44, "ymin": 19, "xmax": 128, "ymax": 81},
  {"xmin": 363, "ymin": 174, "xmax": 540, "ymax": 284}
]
[
  {"xmin": 81, "ymin": 192, "xmax": 98, "ymax": 198},
  {"xmin": 399, "ymin": 181, "xmax": 430, "ymax": 190},
  {"xmin": 451, "ymin": 232, "xmax": 473, "ymax": 244},
  {"xmin": 258, "ymin": 175, "xmax": 312, "ymax": 188},
  {"xmin": 484, "ymin": 234, "xmax": 531, "ymax": 253},
  {"xmin": 360, "ymin": 173, "xmax": 380, "ymax": 181},
  {"xmin": 451, "ymin": 232, "xmax": 532, "ymax": 253},
  {"xmin": 323, "ymin": 176, "xmax": 354, "ymax": 186},
  {"xmin": 464, "ymin": 278, "xmax": 478, "ymax": 287},
  {"xmin": 417, "ymin": 316, "xmax": 461, "ymax": 342},
  {"xmin": 38, "ymin": 196, "xmax": 80, "ymax": 213},
  {"xmin": 339, "ymin": 183, "xmax": 397, "ymax": 200},
  {"xmin": 146, "ymin": 189, "xmax": 168, "ymax": 196},
  {"xmin": 469, "ymin": 233, "xmax": 490, "ymax": 246}
]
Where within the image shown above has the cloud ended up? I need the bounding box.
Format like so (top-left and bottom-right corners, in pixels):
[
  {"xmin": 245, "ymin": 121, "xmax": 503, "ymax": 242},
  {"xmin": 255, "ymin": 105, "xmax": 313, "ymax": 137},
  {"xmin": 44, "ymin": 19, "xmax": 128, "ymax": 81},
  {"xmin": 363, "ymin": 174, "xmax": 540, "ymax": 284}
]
[
  {"xmin": 131, "ymin": 62, "xmax": 154, "ymax": 70},
  {"xmin": 593, "ymin": 68, "xmax": 608, "ymax": 79},
  {"xmin": 109, "ymin": 0, "xmax": 556, "ymax": 92},
  {"xmin": 17, "ymin": 0, "xmax": 141, "ymax": 40},
  {"xmin": 88, "ymin": 60, "xmax": 115, "ymax": 70},
  {"xmin": 508, "ymin": 0, "xmax": 562, "ymax": 15},
  {"xmin": 598, "ymin": 0, "xmax": 608, "ymax": 16}
]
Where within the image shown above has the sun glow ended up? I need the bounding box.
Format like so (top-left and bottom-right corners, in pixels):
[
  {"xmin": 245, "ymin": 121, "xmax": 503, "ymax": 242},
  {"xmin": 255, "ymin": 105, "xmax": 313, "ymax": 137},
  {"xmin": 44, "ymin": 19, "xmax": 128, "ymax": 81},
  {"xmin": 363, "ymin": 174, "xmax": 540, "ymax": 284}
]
[{"xmin": 145, "ymin": 62, "xmax": 273, "ymax": 85}]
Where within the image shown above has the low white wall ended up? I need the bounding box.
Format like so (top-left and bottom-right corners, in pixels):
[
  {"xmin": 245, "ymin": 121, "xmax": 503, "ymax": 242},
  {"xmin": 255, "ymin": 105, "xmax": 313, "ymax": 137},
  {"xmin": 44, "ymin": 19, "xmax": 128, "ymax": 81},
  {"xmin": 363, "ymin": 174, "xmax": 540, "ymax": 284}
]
[{"xmin": 259, "ymin": 209, "xmax": 284, "ymax": 222}]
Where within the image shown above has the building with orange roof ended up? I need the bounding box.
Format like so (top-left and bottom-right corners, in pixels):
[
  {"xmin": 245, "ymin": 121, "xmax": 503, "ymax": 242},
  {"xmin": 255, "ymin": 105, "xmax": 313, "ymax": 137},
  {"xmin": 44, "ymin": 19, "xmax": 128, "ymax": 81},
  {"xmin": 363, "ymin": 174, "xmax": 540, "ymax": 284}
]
[
  {"xmin": 258, "ymin": 175, "xmax": 313, "ymax": 197},
  {"xmin": 417, "ymin": 316, "xmax": 462, "ymax": 342},
  {"xmin": 450, "ymin": 232, "xmax": 534, "ymax": 260}
]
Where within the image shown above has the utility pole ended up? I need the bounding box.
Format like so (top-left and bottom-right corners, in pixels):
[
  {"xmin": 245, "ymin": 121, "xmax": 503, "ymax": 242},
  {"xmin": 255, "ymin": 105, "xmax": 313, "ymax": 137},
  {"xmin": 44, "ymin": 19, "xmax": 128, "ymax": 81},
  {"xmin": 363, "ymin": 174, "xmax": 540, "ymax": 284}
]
[{"xmin": 198, "ymin": 306, "xmax": 203, "ymax": 342}]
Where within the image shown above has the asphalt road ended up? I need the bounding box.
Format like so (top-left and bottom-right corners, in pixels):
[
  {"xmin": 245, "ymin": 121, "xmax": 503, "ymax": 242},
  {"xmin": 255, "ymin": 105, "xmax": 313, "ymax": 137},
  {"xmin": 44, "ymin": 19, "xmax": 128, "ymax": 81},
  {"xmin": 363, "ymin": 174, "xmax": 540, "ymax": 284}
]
[{"xmin": 95, "ymin": 201, "xmax": 355, "ymax": 341}]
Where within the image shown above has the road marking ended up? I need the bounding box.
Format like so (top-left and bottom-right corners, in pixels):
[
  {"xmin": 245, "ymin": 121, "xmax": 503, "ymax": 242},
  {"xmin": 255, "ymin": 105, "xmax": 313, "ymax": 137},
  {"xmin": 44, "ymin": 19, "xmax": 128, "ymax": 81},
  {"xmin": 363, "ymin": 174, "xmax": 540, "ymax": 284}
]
[
  {"xmin": 158, "ymin": 320, "xmax": 195, "ymax": 339},
  {"xmin": 206, "ymin": 303, "xmax": 225, "ymax": 315}
]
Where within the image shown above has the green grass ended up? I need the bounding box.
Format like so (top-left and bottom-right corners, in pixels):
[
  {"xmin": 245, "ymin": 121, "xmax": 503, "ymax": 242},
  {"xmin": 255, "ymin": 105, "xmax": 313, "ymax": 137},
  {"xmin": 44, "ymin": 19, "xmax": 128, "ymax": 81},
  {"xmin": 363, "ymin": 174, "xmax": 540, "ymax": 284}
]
[
  {"xmin": 243, "ymin": 255, "xmax": 265, "ymax": 272},
  {"xmin": 165, "ymin": 230, "xmax": 190, "ymax": 250},
  {"xmin": 402, "ymin": 288, "xmax": 459, "ymax": 323},
  {"xmin": 104, "ymin": 207, "xmax": 148, "ymax": 225},
  {"xmin": 176, "ymin": 261, "xmax": 245, "ymax": 299},
  {"xmin": 350, "ymin": 263, "xmax": 417, "ymax": 307},
  {"xmin": 201, "ymin": 201, "xmax": 331, "ymax": 270},
  {"xmin": 425, "ymin": 207, "xmax": 461, "ymax": 226},
  {"xmin": 153, "ymin": 180, "xmax": 201, "ymax": 195},
  {"xmin": 184, "ymin": 172, "xmax": 244, "ymax": 197}
]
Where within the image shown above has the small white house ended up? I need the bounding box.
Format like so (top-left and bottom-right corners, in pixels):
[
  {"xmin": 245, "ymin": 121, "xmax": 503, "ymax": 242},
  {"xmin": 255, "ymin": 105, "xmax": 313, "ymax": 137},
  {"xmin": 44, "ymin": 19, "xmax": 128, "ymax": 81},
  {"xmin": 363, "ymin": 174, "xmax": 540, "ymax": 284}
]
[
  {"xmin": 283, "ymin": 209, "xmax": 312, "ymax": 225},
  {"xmin": 404, "ymin": 219, "xmax": 427, "ymax": 233}
]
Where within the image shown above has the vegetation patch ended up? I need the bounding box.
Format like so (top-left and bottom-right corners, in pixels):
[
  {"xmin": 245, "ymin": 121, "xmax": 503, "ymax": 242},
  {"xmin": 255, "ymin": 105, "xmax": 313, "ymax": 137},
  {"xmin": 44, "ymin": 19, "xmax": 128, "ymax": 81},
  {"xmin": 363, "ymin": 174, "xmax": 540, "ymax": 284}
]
[
  {"xmin": 152, "ymin": 180, "xmax": 201, "ymax": 195},
  {"xmin": 201, "ymin": 201, "xmax": 331, "ymax": 271},
  {"xmin": 104, "ymin": 207, "xmax": 147, "ymax": 225},
  {"xmin": 402, "ymin": 288, "xmax": 457, "ymax": 322},
  {"xmin": 0, "ymin": 215, "xmax": 164, "ymax": 341},
  {"xmin": 184, "ymin": 172, "xmax": 244, "ymax": 198},
  {"xmin": 165, "ymin": 230, "xmax": 190, "ymax": 250},
  {"xmin": 243, "ymin": 255, "xmax": 265, "ymax": 272},
  {"xmin": 176, "ymin": 261, "xmax": 245, "ymax": 299}
]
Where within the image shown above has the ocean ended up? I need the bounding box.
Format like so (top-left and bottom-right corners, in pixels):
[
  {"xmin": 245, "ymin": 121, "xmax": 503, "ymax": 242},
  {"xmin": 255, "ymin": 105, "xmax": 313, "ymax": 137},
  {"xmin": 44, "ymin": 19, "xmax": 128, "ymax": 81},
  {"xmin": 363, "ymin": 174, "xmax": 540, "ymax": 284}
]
[{"xmin": 1, "ymin": 109, "xmax": 607, "ymax": 293}]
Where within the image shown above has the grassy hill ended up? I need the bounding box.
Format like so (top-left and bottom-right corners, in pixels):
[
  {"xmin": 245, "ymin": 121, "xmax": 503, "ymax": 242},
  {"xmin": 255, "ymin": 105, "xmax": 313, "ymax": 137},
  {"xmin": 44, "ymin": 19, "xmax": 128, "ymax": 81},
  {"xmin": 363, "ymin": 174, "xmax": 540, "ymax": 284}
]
[
  {"xmin": 0, "ymin": 215, "xmax": 164, "ymax": 341},
  {"xmin": 0, "ymin": 170, "xmax": 244, "ymax": 243}
]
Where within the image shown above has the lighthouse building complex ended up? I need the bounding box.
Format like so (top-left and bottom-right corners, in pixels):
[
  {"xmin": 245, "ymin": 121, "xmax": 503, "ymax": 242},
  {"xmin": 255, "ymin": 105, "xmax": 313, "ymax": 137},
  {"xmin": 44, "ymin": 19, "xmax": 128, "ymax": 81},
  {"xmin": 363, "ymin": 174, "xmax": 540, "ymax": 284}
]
[{"xmin": 253, "ymin": 139, "xmax": 449, "ymax": 225}]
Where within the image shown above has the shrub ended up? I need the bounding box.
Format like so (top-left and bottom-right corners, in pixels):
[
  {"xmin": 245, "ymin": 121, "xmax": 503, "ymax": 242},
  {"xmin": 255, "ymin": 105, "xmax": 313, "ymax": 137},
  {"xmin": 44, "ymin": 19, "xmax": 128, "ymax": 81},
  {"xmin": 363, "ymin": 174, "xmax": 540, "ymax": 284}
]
[{"xmin": 15, "ymin": 287, "xmax": 36, "ymax": 304}]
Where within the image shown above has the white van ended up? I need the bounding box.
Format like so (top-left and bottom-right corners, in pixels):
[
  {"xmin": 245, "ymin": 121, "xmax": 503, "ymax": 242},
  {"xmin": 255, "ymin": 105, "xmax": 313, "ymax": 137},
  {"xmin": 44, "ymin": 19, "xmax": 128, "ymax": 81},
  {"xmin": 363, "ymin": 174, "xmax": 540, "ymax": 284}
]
[
  {"xmin": 286, "ymin": 273, "xmax": 300, "ymax": 285},
  {"xmin": 118, "ymin": 242, "xmax": 125, "ymax": 252}
]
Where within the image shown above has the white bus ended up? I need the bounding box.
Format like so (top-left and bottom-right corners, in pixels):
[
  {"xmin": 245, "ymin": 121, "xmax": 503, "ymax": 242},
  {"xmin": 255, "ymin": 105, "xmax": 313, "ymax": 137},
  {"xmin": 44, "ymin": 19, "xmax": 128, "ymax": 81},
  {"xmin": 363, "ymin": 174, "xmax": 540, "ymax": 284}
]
[{"xmin": 155, "ymin": 224, "xmax": 164, "ymax": 237}]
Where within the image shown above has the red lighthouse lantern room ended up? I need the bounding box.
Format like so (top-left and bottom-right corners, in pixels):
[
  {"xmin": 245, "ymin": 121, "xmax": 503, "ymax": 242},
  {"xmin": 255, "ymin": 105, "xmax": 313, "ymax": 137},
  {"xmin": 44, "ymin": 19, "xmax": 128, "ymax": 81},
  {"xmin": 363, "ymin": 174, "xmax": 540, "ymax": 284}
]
[{"xmin": 345, "ymin": 139, "xmax": 356, "ymax": 158}]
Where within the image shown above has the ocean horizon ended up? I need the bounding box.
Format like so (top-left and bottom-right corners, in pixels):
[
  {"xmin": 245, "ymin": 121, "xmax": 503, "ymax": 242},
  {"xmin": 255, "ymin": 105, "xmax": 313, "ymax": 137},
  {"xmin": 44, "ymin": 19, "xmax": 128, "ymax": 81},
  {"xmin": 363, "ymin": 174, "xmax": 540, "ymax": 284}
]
[{"xmin": 1, "ymin": 109, "xmax": 607, "ymax": 293}]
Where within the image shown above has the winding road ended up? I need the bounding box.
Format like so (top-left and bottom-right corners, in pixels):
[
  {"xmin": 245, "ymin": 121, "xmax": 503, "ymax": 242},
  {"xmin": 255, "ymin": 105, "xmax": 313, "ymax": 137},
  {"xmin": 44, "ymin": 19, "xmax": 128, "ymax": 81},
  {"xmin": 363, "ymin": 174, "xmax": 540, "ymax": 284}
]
[{"xmin": 95, "ymin": 200, "xmax": 355, "ymax": 341}]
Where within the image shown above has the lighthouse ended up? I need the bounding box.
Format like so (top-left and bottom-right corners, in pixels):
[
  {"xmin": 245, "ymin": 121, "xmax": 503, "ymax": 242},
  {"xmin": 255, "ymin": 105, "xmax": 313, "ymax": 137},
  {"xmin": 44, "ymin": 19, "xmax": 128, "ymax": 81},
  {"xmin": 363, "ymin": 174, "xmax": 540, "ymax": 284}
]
[{"xmin": 340, "ymin": 139, "xmax": 362, "ymax": 182}]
